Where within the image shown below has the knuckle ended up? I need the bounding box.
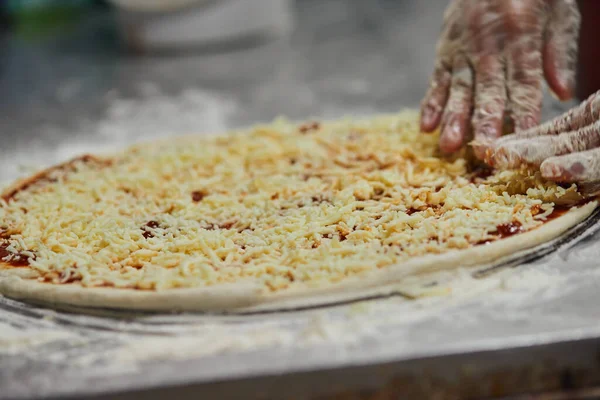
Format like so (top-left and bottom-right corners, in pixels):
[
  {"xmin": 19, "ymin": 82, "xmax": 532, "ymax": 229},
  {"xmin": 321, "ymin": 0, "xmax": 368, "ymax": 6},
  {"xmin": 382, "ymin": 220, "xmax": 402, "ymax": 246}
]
[
  {"xmin": 590, "ymin": 95, "xmax": 600, "ymax": 120},
  {"xmin": 569, "ymin": 161, "xmax": 586, "ymax": 176},
  {"xmin": 510, "ymin": 66, "xmax": 542, "ymax": 85},
  {"xmin": 473, "ymin": 99, "xmax": 504, "ymax": 120},
  {"xmin": 446, "ymin": 98, "xmax": 470, "ymax": 116},
  {"xmin": 451, "ymin": 68, "xmax": 473, "ymax": 86},
  {"xmin": 451, "ymin": 78, "xmax": 472, "ymax": 91},
  {"xmin": 472, "ymin": 119, "xmax": 501, "ymax": 139},
  {"xmin": 421, "ymin": 98, "xmax": 444, "ymax": 115},
  {"xmin": 475, "ymin": 75, "xmax": 504, "ymax": 94},
  {"xmin": 446, "ymin": 22, "xmax": 463, "ymax": 41},
  {"xmin": 509, "ymin": 93, "xmax": 542, "ymax": 120}
]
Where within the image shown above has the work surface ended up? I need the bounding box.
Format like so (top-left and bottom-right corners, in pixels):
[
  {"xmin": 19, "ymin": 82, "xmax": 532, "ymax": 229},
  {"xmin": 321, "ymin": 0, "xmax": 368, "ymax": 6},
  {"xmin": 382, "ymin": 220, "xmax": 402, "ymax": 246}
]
[{"xmin": 2, "ymin": 1, "xmax": 600, "ymax": 399}]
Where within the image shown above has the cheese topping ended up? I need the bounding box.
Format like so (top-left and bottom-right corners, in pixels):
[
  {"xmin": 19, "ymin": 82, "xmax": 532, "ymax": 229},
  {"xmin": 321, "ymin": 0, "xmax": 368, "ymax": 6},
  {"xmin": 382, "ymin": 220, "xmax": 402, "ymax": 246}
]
[{"xmin": 0, "ymin": 111, "xmax": 582, "ymax": 291}]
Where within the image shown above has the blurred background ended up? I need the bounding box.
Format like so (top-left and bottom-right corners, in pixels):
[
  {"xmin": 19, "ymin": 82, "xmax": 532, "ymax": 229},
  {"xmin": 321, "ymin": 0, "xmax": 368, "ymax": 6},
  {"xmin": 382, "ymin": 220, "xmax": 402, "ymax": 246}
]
[
  {"xmin": 0, "ymin": 0, "xmax": 572, "ymax": 183},
  {"xmin": 0, "ymin": 0, "xmax": 445, "ymax": 182}
]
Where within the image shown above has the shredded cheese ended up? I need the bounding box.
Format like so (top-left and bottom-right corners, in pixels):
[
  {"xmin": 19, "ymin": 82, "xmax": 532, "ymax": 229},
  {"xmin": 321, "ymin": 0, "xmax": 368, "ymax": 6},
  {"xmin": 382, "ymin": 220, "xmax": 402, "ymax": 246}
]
[{"xmin": 0, "ymin": 111, "xmax": 580, "ymax": 292}]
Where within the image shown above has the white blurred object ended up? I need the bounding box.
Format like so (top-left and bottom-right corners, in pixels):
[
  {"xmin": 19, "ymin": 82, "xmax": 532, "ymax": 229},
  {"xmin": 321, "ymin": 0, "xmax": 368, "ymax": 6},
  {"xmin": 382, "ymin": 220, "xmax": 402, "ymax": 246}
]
[
  {"xmin": 109, "ymin": 0, "xmax": 210, "ymax": 12},
  {"xmin": 109, "ymin": 0, "xmax": 294, "ymax": 52}
]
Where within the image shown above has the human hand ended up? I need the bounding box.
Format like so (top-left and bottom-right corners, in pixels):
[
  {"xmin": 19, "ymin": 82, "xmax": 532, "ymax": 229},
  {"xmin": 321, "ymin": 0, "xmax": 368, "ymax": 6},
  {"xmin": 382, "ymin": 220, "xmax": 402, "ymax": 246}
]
[
  {"xmin": 420, "ymin": 0, "xmax": 581, "ymax": 157},
  {"xmin": 483, "ymin": 91, "xmax": 600, "ymax": 193}
]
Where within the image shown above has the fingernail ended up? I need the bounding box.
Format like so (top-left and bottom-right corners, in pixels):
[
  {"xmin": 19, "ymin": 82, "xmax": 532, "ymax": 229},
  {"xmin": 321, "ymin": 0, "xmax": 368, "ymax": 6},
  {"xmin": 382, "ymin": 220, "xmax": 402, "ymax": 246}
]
[
  {"xmin": 570, "ymin": 162, "xmax": 585, "ymax": 175},
  {"xmin": 541, "ymin": 160, "xmax": 586, "ymax": 181},
  {"xmin": 421, "ymin": 105, "xmax": 436, "ymax": 129},
  {"xmin": 439, "ymin": 120, "xmax": 463, "ymax": 153},
  {"xmin": 540, "ymin": 162, "xmax": 572, "ymax": 181},
  {"xmin": 558, "ymin": 70, "xmax": 575, "ymax": 97}
]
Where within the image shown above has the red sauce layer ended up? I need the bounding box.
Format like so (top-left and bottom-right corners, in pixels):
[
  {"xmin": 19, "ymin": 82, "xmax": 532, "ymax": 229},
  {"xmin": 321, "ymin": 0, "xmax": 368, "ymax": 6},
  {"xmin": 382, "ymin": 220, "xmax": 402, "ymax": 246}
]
[
  {"xmin": 0, "ymin": 242, "xmax": 31, "ymax": 267},
  {"xmin": 2, "ymin": 155, "xmax": 109, "ymax": 202}
]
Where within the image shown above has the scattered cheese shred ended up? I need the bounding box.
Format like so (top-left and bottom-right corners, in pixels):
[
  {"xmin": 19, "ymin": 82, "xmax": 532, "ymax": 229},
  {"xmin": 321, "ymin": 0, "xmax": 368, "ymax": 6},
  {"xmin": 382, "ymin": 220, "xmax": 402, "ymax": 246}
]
[{"xmin": 0, "ymin": 111, "xmax": 578, "ymax": 291}]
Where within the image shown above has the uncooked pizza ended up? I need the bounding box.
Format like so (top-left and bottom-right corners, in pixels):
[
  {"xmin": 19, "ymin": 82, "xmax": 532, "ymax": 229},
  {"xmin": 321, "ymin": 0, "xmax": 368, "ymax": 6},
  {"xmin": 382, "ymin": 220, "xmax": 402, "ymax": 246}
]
[{"xmin": 0, "ymin": 111, "xmax": 596, "ymax": 311}]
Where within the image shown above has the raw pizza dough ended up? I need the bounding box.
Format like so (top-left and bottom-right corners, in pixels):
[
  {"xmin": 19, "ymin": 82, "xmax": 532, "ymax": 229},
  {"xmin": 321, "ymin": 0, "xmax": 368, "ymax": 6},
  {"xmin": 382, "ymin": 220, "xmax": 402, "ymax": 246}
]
[{"xmin": 0, "ymin": 111, "xmax": 597, "ymax": 312}]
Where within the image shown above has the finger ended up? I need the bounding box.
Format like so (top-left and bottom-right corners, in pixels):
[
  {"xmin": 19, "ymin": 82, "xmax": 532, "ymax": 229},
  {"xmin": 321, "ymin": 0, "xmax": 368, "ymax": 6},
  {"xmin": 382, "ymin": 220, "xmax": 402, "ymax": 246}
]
[
  {"xmin": 490, "ymin": 120, "xmax": 600, "ymax": 169},
  {"xmin": 470, "ymin": 55, "xmax": 506, "ymax": 159},
  {"xmin": 488, "ymin": 91, "xmax": 600, "ymax": 149},
  {"xmin": 439, "ymin": 55, "xmax": 473, "ymax": 154},
  {"xmin": 421, "ymin": 13, "xmax": 460, "ymax": 134},
  {"xmin": 578, "ymin": 181, "xmax": 600, "ymax": 198},
  {"xmin": 421, "ymin": 61, "xmax": 452, "ymax": 133},
  {"xmin": 506, "ymin": 32, "xmax": 544, "ymax": 132},
  {"xmin": 543, "ymin": 0, "xmax": 581, "ymax": 101},
  {"xmin": 540, "ymin": 147, "xmax": 600, "ymax": 183}
]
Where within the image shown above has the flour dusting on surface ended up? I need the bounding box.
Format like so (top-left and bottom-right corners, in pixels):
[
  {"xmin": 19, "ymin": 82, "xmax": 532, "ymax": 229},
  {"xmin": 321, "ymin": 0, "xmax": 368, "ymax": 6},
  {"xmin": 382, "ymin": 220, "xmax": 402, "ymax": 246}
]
[
  {"xmin": 0, "ymin": 86, "xmax": 237, "ymax": 183},
  {"xmin": 1, "ymin": 86, "xmax": 600, "ymax": 399}
]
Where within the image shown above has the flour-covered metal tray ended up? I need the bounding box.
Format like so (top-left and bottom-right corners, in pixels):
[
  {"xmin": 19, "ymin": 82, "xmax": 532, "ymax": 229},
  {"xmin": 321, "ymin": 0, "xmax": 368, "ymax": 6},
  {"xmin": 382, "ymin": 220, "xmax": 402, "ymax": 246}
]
[
  {"xmin": 4, "ymin": 0, "xmax": 600, "ymax": 398},
  {"xmin": 2, "ymin": 206, "xmax": 600, "ymax": 399}
]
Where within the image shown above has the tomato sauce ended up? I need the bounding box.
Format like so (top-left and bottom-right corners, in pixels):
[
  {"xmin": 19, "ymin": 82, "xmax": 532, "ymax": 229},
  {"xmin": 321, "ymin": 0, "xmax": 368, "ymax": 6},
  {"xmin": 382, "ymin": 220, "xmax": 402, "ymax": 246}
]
[{"xmin": 0, "ymin": 242, "xmax": 31, "ymax": 267}]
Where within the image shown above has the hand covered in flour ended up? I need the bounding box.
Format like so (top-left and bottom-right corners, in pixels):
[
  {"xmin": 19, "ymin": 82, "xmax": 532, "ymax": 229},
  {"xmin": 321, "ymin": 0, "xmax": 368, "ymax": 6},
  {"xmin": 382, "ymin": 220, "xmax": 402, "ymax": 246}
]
[
  {"xmin": 420, "ymin": 0, "xmax": 581, "ymax": 156},
  {"xmin": 483, "ymin": 91, "xmax": 600, "ymax": 193}
]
